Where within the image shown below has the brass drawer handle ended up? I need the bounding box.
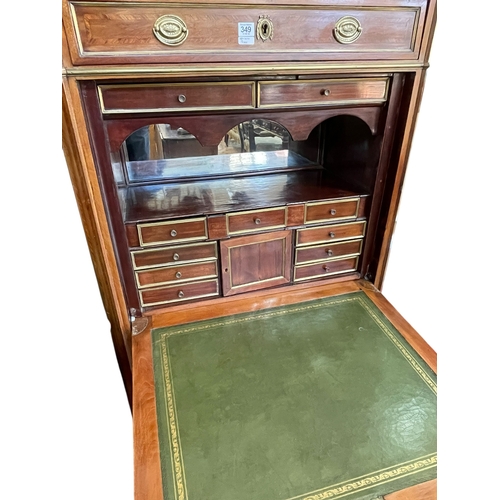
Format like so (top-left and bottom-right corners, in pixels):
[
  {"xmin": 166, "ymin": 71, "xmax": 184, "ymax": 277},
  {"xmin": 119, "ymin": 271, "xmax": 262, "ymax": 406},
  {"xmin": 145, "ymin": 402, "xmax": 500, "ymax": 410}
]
[
  {"xmin": 333, "ymin": 16, "xmax": 362, "ymax": 44},
  {"xmin": 178, "ymin": 290, "xmax": 185, "ymax": 298},
  {"xmin": 178, "ymin": 94, "xmax": 187, "ymax": 103},
  {"xmin": 321, "ymin": 89, "xmax": 331, "ymax": 96},
  {"xmin": 330, "ymin": 209, "xmax": 337, "ymax": 215},
  {"xmin": 173, "ymin": 253, "xmax": 180, "ymax": 261},
  {"xmin": 170, "ymin": 229, "xmax": 178, "ymax": 237},
  {"xmin": 175, "ymin": 271, "xmax": 182, "ymax": 279},
  {"xmin": 329, "ymin": 232, "xmax": 336, "ymax": 238},
  {"xmin": 153, "ymin": 14, "xmax": 189, "ymax": 46},
  {"xmin": 326, "ymin": 249, "xmax": 333, "ymax": 256},
  {"xmin": 254, "ymin": 218, "xmax": 261, "ymax": 225}
]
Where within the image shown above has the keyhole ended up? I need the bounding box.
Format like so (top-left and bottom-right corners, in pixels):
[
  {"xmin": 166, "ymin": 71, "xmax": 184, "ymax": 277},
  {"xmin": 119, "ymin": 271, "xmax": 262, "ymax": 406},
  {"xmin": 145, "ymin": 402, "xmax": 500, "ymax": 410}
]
[{"xmin": 262, "ymin": 23, "xmax": 268, "ymax": 35}]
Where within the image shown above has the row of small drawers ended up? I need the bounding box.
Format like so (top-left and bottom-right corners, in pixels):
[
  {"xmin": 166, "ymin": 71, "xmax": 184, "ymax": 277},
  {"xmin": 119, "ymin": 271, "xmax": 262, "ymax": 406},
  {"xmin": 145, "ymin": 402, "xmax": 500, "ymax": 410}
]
[
  {"xmin": 133, "ymin": 220, "xmax": 365, "ymax": 307},
  {"xmin": 133, "ymin": 197, "xmax": 362, "ymax": 247},
  {"xmin": 98, "ymin": 79, "xmax": 388, "ymax": 115}
]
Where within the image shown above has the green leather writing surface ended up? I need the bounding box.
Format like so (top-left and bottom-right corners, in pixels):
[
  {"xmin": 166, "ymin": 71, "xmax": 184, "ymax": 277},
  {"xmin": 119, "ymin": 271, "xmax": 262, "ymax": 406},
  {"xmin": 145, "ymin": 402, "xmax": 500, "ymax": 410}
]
[{"xmin": 152, "ymin": 291, "xmax": 437, "ymax": 500}]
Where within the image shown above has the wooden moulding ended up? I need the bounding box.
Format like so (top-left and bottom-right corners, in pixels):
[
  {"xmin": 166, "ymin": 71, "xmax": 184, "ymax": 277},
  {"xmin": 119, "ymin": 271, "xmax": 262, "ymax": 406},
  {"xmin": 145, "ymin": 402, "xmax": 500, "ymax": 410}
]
[{"xmin": 62, "ymin": 77, "xmax": 133, "ymax": 406}]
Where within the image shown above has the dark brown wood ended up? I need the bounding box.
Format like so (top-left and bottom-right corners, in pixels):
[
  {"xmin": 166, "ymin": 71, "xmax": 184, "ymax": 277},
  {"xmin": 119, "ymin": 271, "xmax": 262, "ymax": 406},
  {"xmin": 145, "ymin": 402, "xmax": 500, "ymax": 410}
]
[
  {"xmin": 99, "ymin": 82, "xmax": 255, "ymax": 114},
  {"xmin": 295, "ymin": 239, "xmax": 363, "ymax": 265},
  {"xmin": 227, "ymin": 207, "xmax": 287, "ymax": 235},
  {"xmin": 132, "ymin": 241, "xmax": 217, "ymax": 269},
  {"xmin": 140, "ymin": 278, "xmax": 219, "ymax": 308},
  {"xmin": 259, "ymin": 78, "xmax": 388, "ymax": 108},
  {"xmin": 138, "ymin": 218, "xmax": 207, "ymax": 246},
  {"xmin": 305, "ymin": 197, "xmax": 360, "ymax": 223},
  {"xmin": 136, "ymin": 260, "xmax": 218, "ymax": 288},
  {"xmin": 66, "ymin": 1, "xmax": 427, "ymax": 66},
  {"xmin": 296, "ymin": 220, "xmax": 366, "ymax": 246},
  {"xmin": 294, "ymin": 256, "xmax": 358, "ymax": 281},
  {"xmin": 220, "ymin": 230, "xmax": 292, "ymax": 296},
  {"xmin": 384, "ymin": 479, "xmax": 436, "ymax": 500},
  {"xmin": 126, "ymin": 223, "xmax": 140, "ymax": 248}
]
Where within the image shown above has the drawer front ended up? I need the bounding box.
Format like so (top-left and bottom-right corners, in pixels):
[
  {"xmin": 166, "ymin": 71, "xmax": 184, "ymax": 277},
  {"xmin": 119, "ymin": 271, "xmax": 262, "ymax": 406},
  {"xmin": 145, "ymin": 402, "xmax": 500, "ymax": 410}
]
[
  {"xmin": 295, "ymin": 239, "xmax": 363, "ymax": 265},
  {"xmin": 131, "ymin": 242, "xmax": 217, "ymax": 270},
  {"xmin": 136, "ymin": 261, "xmax": 218, "ymax": 289},
  {"xmin": 259, "ymin": 79, "xmax": 388, "ymax": 109},
  {"xmin": 139, "ymin": 279, "xmax": 219, "ymax": 308},
  {"xmin": 67, "ymin": 2, "xmax": 426, "ymax": 65},
  {"xmin": 296, "ymin": 221, "xmax": 366, "ymax": 247},
  {"xmin": 227, "ymin": 208, "xmax": 287, "ymax": 236},
  {"xmin": 138, "ymin": 218, "xmax": 207, "ymax": 247},
  {"xmin": 98, "ymin": 83, "xmax": 255, "ymax": 115},
  {"xmin": 294, "ymin": 256, "xmax": 359, "ymax": 282},
  {"xmin": 305, "ymin": 198, "xmax": 360, "ymax": 224}
]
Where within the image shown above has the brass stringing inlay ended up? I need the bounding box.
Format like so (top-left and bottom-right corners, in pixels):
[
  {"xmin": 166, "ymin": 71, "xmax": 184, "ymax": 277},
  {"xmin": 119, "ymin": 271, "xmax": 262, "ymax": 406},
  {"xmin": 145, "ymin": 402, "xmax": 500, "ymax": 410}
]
[{"xmin": 156, "ymin": 293, "xmax": 437, "ymax": 500}]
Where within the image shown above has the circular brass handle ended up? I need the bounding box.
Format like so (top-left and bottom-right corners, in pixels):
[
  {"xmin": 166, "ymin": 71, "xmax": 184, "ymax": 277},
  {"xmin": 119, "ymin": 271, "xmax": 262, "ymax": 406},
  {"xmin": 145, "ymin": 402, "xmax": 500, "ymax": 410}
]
[
  {"xmin": 153, "ymin": 15, "xmax": 189, "ymax": 46},
  {"xmin": 178, "ymin": 94, "xmax": 187, "ymax": 103},
  {"xmin": 333, "ymin": 16, "xmax": 362, "ymax": 44},
  {"xmin": 326, "ymin": 249, "xmax": 333, "ymax": 257},
  {"xmin": 330, "ymin": 209, "xmax": 337, "ymax": 215},
  {"xmin": 173, "ymin": 253, "xmax": 180, "ymax": 261},
  {"xmin": 254, "ymin": 218, "xmax": 261, "ymax": 224},
  {"xmin": 170, "ymin": 229, "xmax": 178, "ymax": 237},
  {"xmin": 175, "ymin": 272, "xmax": 182, "ymax": 279},
  {"xmin": 178, "ymin": 291, "xmax": 185, "ymax": 298},
  {"xmin": 323, "ymin": 265, "xmax": 330, "ymax": 272},
  {"xmin": 322, "ymin": 89, "xmax": 331, "ymax": 96},
  {"xmin": 329, "ymin": 232, "xmax": 336, "ymax": 238}
]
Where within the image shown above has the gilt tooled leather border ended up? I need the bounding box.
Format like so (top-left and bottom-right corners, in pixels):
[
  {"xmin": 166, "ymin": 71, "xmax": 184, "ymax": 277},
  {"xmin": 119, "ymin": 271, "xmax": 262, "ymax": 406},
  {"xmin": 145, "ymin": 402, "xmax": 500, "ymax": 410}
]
[{"xmin": 154, "ymin": 292, "xmax": 437, "ymax": 500}]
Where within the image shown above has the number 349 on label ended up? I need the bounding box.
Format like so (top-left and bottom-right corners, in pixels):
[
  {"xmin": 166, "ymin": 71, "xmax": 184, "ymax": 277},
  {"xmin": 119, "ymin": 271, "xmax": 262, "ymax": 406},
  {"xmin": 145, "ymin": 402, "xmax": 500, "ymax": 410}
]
[{"xmin": 238, "ymin": 22, "xmax": 255, "ymax": 45}]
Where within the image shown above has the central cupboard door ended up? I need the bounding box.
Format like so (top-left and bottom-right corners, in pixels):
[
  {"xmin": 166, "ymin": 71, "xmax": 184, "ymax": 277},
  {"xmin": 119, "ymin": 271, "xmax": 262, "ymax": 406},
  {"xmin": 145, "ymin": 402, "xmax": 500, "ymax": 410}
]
[{"xmin": 220, "ymin": 230, "xmax": 292, "ymax": 296}]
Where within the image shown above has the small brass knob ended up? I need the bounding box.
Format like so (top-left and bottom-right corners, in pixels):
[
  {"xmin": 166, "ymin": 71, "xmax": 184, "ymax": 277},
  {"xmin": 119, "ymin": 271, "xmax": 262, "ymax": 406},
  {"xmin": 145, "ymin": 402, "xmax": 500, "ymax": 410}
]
[
  {"xmin": 327, "ymin": 249, "xmax": 333, "ymax": 256},
  {"xmin": 178, "ymin": 291, "xmax": 184, "ymax": 298},
  {"xmin": 330, "ymin": 209, "xmax": 337, "ymax": 215},
  {"xmin": 173, "ymin": 253, "xmax": 180, "ymax": 261},
  {"xmin": 329, "ymin": 232, "xmax": 335, "ymax": 238},
  {"xmin": 254, "ymin": 218, "xmax": 261, "ymax": 224},
  {"xmin": 178, "ymin": 94, "xmax": 186, "ymax": 103},
  {"xmin": 322, "ymin": 89, "xmax": 331, "ymax": 96},
  {"xmin": 175, "ymin": 272, "xmax": 182, "ymax": 279},
  {"xmin": 170, "ymin": 229, "xmax": 178, "ymax": 237},
  {"xmin": 323, "ymin": 265, "xmax": 330, "ymax": 272}
]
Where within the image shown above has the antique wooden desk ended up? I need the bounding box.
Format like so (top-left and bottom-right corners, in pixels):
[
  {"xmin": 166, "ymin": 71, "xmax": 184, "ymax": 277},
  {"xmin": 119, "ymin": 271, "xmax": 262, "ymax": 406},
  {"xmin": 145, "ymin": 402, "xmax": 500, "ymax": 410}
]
[{"xmin": 62, "ymin": 1, "xmax": 437, "ymax": 498}]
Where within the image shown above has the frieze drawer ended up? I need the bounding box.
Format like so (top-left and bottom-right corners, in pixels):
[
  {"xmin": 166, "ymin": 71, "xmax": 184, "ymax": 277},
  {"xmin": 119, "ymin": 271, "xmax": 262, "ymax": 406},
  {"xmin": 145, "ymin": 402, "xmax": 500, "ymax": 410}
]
[
  {"xmin": 135, "ymin": 261, "xmax": 218, "ymax": 289},
  {"xmin": 294, "ymin": 256, "xmax": 359, "ymax": 282},
  {"xmin": 296, "ymin": 221, "xmax": 366, "ymax": 247},
  {"xmin": 227, "ymin": 207, "xmax": 287, "ymax": 236},
  {"xmin": 305, "ymin": 198, "xmax": 360, "ymax": 224},
  {"xmin": 258, "ymin": 79, "xmax": 388, "ymax": 109},
  {"xmin": 137, "ymin": 218, "xmax": 208, "ymax": 247},
  {"xmin": 66, "ymin": 1, "xmax": 427, "ymax": 66},
  {"xmin": 131, "ymin": 242, "xmax": 217, "ymax": 270},
  {"xmin": 139, "ymin": 279, "xmax": 219, "ymax": 308},
  {"xmin": 98, "ymin": 82, "xmax": 256, "ymax": 115}
]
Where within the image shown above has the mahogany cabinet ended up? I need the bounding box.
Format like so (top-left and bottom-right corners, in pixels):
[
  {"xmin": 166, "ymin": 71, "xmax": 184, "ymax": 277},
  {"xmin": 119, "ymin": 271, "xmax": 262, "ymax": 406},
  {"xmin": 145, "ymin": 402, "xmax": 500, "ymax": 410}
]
[{"xmin": 62, "ymin": 1, "xmax": 437, "ymax": 498}]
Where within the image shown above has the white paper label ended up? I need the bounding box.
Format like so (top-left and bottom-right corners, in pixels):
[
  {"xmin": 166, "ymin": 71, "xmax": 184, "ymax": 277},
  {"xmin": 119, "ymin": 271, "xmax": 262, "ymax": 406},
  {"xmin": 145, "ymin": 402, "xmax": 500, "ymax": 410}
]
[{"xmin": 238, "ymin": 22, "xmax": 255, "ymax": 45}]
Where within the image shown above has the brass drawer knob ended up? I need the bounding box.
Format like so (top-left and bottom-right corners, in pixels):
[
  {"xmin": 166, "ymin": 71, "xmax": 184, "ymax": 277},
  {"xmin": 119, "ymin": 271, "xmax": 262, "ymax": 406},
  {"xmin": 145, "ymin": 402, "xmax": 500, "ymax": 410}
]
[
  {"xmin": 153, "ymin": 14, "xmax": 189, "ymax": 46},
  {"xmin": 178, "ymin": 94, "xmax": 187, "ymax": 103},
  {"xmin": 329, "ymin": 232, "xmax": 335, "ymax": 238},
  {"xmin": 323, "ymin": 265, "xmax": 330, "ymax": 272},
  {"xmin": 326, "ymin": 249, "xmax": 333, "ymax": 256},
  {"xmin": 333, "ymin": 16, "xmax": 362, "ymax": 44},
  {"xmin": 321, "ymin": 89, "xmax": 331, "ymax": 96},
  {"xmin": 330, "ymin": 208, "xmax": 337, "ymax": 215},
  {"xmin": 175, "ymin": 272, "xmax": 182, "ymax": 279},
  {"xmin": 178, "ymin": 290, "xmax": 185, "ymax": 298},
  {"xmin": 171, "ymin": 229, "xmax": 178, "ymax": 237},
  {"xmin": 254, "ymin": 218, "xmax": 261, "ymax": 224},
  {"xmin": 173, "ymin": 253, "xmax": 180, "ymax": 261}
]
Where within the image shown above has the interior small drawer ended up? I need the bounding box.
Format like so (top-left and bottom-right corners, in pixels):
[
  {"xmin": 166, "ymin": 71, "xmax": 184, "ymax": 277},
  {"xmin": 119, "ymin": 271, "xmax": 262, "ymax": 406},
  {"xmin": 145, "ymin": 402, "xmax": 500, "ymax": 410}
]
[
  {"xmin": 305, "ymin": 198, "xmax": 360, "ymax": 224},
  {"xmin": 227, "ymin": 207, "xmax": 287, "ymax": 236},
  {"xmin": 294, "ymin": 256, "xmax": 359, "ymax": 282},
  {"xmin": 98, "ymin": 82, "xmax": 255, "ymax": 115},
  {"xmin": 138, "ymin": 218, "xmax": 207, "ymax": 247},
  {"xmin": 295, "ymin": 239, "xmax": 363, "ymax": 265},
  {"xmin": 136, "ymin": 261, "xmax": 218, "ymax": 289},
  {"xmin": 296, "ymin": 220, "xmax": 366, "ymax": 247},
  {"xmin": 131, "ymin": 242, "xmax": 217, "ymax": 270},
  {"xmin": 139, "ymin": 279, "xmax": 219, "ymax": 308},
  {"xmin": 258, "ymin": 78, "xmax": 388, "ymax": 109}
]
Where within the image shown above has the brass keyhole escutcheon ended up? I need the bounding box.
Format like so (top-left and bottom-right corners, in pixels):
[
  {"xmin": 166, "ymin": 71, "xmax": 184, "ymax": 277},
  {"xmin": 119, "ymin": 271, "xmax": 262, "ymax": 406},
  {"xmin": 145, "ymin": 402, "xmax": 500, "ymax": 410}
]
[{"xmin": 257, "ymin": 15, "xmax": 274, "ymax": 42}]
